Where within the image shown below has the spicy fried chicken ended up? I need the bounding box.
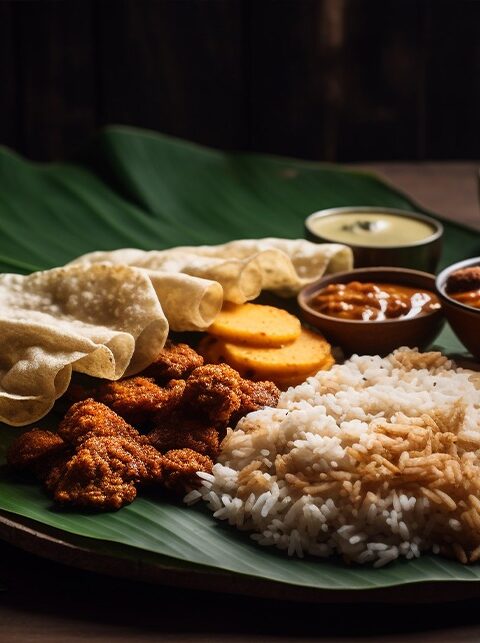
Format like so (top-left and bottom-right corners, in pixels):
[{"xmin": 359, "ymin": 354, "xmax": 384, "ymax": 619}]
[
  {"xmin": 162, "ymin": 448, "xmax": 213, "ymax": 495},
  {"xmin": 53, "ymin": 433, "xmax": 163, "ymax": 510},
  {"xmin": 147, "ymin": 363, "xmax": 278, "ymax": 460},
  {"xmin": 235, "ymin": 379, "xmax": 281, "ymax": 423},
  {"xmin": 67, "ymin": 345, "xmax": 279, "ymax": 434},
  {"xmin": 7, "ymin": 429, "xmax": 72, "ymax": 485},
  {"xmin": 67, "ymin": 377, "xmax": 186, "ymax": 430},
  {"xmin": 94, "ymin": 377, "xmax": 186, "ymax": 428},
  {"xmin": 148, "ymin": 415, "xmax": 220, "ymax": 459},
  {"xmin": 8, "ymin": 400, "xmax": 163, "ymax": 510},
  {"xmin": 182, "ymin": 363, "xmax": 242, "ymax": 425},
  {"xmin": 182, "ymin": 363, "xmax": 280, "ymax": 428},
  {"xmin": 58, "ymin": 397, "xmax": 141, "ymax": 445},
  {"xmin": 141, "ymin": 340, "xmax": 204, "ymax": 383},
  {"xmin": 8, "ymin": 342, "xmax": 280, "ymax": 511},
  {"xmin": 7, "ymin": 428, "xmax": 67, "ymax": 470}
]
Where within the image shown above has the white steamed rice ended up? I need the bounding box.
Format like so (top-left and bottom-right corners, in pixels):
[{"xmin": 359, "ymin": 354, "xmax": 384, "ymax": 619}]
[{"xmin": 186, "ymin": 348, "xmax": 480, "ymax": 566}]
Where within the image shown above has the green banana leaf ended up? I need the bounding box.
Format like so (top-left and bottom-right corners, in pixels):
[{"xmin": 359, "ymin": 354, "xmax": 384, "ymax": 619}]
[{"xmin": 0, "ymin": 126, "xmax": 479, "ymax": 591}]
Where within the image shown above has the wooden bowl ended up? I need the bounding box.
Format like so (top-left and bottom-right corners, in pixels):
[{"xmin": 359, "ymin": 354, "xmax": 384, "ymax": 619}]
[
  {"xmin": 436, "ymin": 257, "xmax": 480, "ymax": 360},
  {"xmin": 298, "ymin": 267, "xmax": 445, "ymax": 356}
]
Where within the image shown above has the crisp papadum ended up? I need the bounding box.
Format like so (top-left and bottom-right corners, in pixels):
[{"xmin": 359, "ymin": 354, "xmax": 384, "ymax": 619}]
[
  {"xmin": 0, "ymin": 263, "xmax": 168, "ymax": 426},
  {"xmin": 70, "ymin": 238, "xmax": 353, "ymax": 304}
]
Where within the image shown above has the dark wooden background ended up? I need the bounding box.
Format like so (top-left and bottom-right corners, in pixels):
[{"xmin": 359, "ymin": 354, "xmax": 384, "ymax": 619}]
[{"xmin": 1, "ymin": 0, "xmax": 479, "ymax": 163}]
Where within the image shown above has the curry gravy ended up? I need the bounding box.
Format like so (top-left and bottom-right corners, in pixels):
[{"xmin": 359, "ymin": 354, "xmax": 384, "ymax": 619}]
[
  {"xmin": 309, "ymin": 281, "xmax": 440, "ymax": 321},
  {"xmin": 450, "ymin": 289, "xmax": 480, "ymax": 309},
  {"xmin": 446, "ymin": 266, "xmax": 480, "ymax": 310}
]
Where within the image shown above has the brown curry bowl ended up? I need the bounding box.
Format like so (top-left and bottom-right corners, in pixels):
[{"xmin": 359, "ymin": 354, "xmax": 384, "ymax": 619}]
[
  {"xmin": 298, "ymin": 267, "xmax": 445, "ymax": 356},
  {"xmin": 436, "ymin": 257, "xmax": 480, "ymax": 360}
]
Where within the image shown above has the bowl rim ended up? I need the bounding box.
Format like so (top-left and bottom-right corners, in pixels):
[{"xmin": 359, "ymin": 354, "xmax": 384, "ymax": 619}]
[
  {"xmin": 305, "ymin": 206, "xmax": 444, "ymax": 249},
  {"xmin": 298, "ymin": 266, "xmax": 441, "ymax": 326},
  {"xmin": 435, "ymin": 256, "xmax": 480, "ymax": 315}
]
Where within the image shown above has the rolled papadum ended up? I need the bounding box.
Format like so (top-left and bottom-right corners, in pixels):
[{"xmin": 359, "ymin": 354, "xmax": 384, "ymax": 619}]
[
  {"xmin": 144, "ymin": 271, "xmax": 223, "ymax": 331},
  {"xmin": 71, "ymin": 238, "xmax": 353, "ymax": 304}
]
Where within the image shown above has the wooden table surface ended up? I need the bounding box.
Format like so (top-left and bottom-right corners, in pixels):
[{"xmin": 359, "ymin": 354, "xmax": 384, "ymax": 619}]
[
  {"xmin": 1, "ymin": 161, "xmax": 479, "ymax": 643},
  {"xmin": 354, "ymin": 162, "xmax": 480, "ymax": 231}
]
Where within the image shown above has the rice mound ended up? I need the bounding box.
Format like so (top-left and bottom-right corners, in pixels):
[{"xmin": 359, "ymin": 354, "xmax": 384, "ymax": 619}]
[{"xmin": 187, "ymin": 348, "xmax": 480, "ymax": 566}]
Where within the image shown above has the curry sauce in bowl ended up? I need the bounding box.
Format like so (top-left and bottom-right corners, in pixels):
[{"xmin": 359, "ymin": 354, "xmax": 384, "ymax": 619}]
[
  {"xmin": 298, "ymin": 267, "xmax": 445, "ymax": 356},
  {"xmin": 309, "ymin": 280, "xmax": 440, "ymax": 321},
  {"xmin": 436, "ymin": 257, "xmax": 480, "ymax": 360}
]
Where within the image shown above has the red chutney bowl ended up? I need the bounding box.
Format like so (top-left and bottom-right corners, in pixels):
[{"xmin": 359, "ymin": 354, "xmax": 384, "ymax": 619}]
[
  {"xmin": 298, "ymin": 267, "xmax": 445, "ymax": 356},
  {"xmin": 436, "ymin": 257, "xmax": 480, "ymax": 360}
]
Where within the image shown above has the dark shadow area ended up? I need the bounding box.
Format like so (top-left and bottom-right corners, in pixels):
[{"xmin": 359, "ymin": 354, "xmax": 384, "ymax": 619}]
[
  {"xmin": 1, "ymin": 0, "xmax": 479, "ymax": 163},
  {"xmin": 1, "ymin": 541, "xmax": 480, "ymax": 641}
]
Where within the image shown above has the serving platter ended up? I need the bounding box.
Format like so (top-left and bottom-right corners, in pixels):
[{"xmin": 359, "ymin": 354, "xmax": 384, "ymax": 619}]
[
  {"xmin": 1, "ymin": 127, "xmax": 480, "ymax": 597},
  {"xmin": 3, "ymin": 509, "xmax": 480, "ymax": 604}
]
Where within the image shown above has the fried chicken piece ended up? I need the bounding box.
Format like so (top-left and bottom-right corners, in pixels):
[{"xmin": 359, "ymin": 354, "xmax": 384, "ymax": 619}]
[
  {"xmin": 53, "ymin": 434, "xmax": 163, "ymax": 510},
  {"xmin": 446, "ymin": 267, "xmax": 480, "ymax": 293},
  {"xmin": 65, "ymin": 378, "xmax": 186, "ymax": 429},
  {"xmin": 233, "ymin": 379, "xmax": 281, "ymax": 424},
  {"xmin": 182, "ymin": 364, "xmax": 280, "ymax": 429},
  {"xmin": 42, "ymin": 451, "xmax": 75, "ymax": 492},
  {"xmin": 58, "ymin": 398, "xmax": 141, "ymax": 446},
  {"xmin": 65, "ymin": 344, "xmax": 279, "ymax": 440},
  {"xmin": 53, "ymin": 400, "xmax": 164, "ymax": 509},
  {"xmin": 65, "ymin": 339, "xmax": 202, "ymax": 407},
  {"xmin": 7, "ymin": 428, "xmax": 73, "ymax": 490},
  {"xmin": 148, "ymin": 415, "xmax": 220, "ymax": 458},
  {"xmin": 182, "ymin": 363, "xmax": 242, "ymax": 425},
  {"xmin": 141, "ymin": 340, "xmax": 204, "ymax": 383},
  {"xmin": 97, "ymin": 377, "xmax": 186, "ymax": 428},
  {"xmin": 7, "ymin": 429, "xmax": 67, "ymax": 470},
  {"xmin": 8, "ymin": 402, "xmax": 165, "ymax": 511},
  {"xmin": 162, "ymin": 448, "xmax": 213, "ymax": 495}
]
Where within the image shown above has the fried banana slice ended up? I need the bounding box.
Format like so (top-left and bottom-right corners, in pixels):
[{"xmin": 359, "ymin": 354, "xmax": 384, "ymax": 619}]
[{"xmin": 207, "ymin": 302, "xmax": 301, "ymax": 347}]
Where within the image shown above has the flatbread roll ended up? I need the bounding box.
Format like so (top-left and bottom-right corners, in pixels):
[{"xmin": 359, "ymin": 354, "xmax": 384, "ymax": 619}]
[
  {"xmin": 71, "ymin": 238, "xmax": 353, "ymax": 304},
  {"xmin": 144, "ymin": 271, "xmax": 223, "ymax": 331}
]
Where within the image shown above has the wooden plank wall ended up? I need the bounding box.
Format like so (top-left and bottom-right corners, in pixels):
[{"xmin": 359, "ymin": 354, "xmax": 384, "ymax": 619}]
[{"xmin": 1, "ymin": 0, "xmax": 479, "ymax": 162}]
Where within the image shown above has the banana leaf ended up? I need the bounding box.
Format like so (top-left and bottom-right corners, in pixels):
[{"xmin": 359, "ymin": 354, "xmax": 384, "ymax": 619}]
[{"xmin": 0, "ymin": 126, "xmax": 479, "ymax": 591}]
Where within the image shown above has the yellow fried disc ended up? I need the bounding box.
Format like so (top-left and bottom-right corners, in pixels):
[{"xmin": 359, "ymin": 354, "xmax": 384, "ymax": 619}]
[
  {"xmin": 199, "ymin": 328, "xmax": 332, "ymax": 379},
  {"xmin": 208, "ymin": 302, "xmax": 301, "ymax": 347}
]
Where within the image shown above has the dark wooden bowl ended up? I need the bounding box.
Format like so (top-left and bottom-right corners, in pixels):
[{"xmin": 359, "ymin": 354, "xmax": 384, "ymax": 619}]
[
  {"xmin": 436, "ymin": 257, "xmax": 480, "ymax": 360},
  {"xmin": 298, "ymin": 267, "xmax": 445, "ymax": 356}
]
